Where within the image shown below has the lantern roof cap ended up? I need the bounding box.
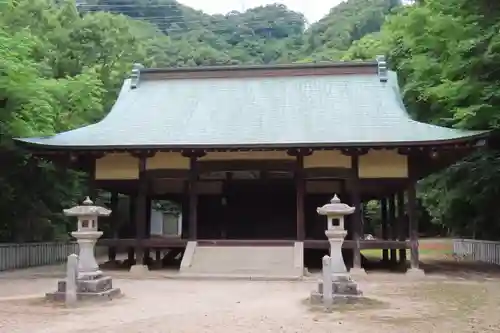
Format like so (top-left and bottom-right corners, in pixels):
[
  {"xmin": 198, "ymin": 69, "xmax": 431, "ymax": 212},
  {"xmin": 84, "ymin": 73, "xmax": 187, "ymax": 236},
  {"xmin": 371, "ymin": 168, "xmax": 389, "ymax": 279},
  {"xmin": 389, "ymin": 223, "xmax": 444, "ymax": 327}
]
[
  {"xmin": 63, "ymin": 196, "xmax": 112, "ymax": 217},
  {"xmin": 316, "ymin": 194, "xmax": 355, "ymax": 216}
]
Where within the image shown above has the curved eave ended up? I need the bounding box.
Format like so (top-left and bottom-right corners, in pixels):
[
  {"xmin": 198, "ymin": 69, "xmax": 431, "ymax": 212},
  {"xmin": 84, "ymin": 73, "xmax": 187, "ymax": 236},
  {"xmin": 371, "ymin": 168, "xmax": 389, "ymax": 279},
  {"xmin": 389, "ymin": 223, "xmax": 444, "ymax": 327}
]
[{"xmin": 13, "ymin": 130, "xmax": 491, "ymax": 152}]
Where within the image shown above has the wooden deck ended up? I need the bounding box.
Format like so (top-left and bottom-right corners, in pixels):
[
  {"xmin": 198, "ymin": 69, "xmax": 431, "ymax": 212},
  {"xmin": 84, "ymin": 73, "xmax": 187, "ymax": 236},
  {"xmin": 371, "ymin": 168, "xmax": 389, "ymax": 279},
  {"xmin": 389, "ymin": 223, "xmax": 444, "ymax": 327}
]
[{"xmin": 98, "ymin": 238, "xmax": 409, "ymax": 250}]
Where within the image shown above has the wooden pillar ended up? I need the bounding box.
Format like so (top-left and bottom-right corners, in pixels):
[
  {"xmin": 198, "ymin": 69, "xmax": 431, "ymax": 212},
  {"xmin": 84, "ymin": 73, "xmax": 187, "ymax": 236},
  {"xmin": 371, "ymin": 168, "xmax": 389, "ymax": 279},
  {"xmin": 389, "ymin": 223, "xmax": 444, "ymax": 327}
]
[
  {"xmin": 128, "ymin": 194, "xmax": 136, "ymax": 263},
  {"xmin": 87, "ymin": 156, "xmax": 97, "ymax": 200},
  {"xmin": 396, "ymin": 191, "xmax": 407, "ymax": 265},
  {"xmin": 107, "ymin": 191, "xmax": 119, "ymax": 262},
  {"xmin": 144, "ymin": 196, "xmax": 152, "ymax": 263},
  {"xmin": 295, "ymin": 154, "xmax": 305, "ymax": 241},
  {"xmin": 134, "ymin": 154, "xmax": 148, "ymax": 266},
  {"xmin": 388, "ymin": 194, "xmax": 397, "ymax": 264},
  {"xmin": 350, "ymin": 155, "xmax": 362, "ymax": 269},
  {"xmin": 407, "ymin": 181, "xmax": 419, "ymax": 269},
  {"xmin": 380, "ymin": 198, "xmax": 389, "ymax": 261},
  {"xmin": 221, "ymin": 172, "xmax": 232, "ymax": 239},
  {"xmin": 188, "ymin": 155, "xmax": 198, "ymax": 240}
]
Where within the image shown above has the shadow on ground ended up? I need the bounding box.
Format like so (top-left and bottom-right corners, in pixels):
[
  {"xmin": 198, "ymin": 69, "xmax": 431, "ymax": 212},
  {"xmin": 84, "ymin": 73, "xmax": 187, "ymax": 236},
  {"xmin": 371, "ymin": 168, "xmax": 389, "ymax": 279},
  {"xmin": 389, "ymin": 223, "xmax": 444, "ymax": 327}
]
[{"xmin": 421, "ymin": 258, "xmax": 500, "ymax": 279}]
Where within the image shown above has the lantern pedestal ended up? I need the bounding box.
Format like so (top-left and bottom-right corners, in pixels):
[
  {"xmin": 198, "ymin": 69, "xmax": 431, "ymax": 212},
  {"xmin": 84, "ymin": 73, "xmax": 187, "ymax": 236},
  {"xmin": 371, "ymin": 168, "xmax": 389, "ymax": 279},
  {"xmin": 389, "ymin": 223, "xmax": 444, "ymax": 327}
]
[
  {"xmin": 72, "ymin": 231, "xmax": 103, "ymax": 279},
  {"xmin": 46, "ymin": 197, "xmax": 122, "ymax": 303},
  {"xmin": 325, "ymin": 229, "xmax": 348, "ymax": 274}
]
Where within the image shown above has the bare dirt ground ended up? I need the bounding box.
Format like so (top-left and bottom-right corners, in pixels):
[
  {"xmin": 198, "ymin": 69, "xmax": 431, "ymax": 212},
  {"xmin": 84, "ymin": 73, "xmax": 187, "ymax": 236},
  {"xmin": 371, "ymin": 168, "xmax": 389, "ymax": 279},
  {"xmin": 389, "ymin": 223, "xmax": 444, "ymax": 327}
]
[{"xmin": 1, "ymin": 266, "xmax": 500, "ymax": 333}]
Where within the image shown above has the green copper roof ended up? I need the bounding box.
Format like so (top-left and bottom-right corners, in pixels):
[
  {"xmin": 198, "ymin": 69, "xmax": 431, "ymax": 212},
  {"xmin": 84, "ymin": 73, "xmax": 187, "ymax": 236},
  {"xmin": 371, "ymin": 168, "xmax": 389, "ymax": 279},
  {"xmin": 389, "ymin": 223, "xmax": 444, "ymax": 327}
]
[{"xmin": 16, "ymin": 63, "xmax": 488, "ymax": 150}]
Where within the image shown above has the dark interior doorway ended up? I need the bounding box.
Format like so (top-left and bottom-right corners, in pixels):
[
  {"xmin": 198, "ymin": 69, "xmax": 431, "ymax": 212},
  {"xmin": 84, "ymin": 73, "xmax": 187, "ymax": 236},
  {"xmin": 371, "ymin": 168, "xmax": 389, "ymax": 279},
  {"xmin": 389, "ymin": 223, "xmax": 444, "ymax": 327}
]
[{"xmin": 197, "ymin": 179, "xmax": 296, "ymax": 240}]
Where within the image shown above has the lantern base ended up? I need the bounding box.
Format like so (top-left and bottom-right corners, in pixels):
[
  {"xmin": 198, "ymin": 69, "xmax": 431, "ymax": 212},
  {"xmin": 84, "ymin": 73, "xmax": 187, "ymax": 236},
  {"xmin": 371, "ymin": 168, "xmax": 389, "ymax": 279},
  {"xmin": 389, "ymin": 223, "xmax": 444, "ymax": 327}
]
[
  {"xmin": 45, "ymin": 287, "xmax": 121, "ymax": 303},
  {"xmin": 46, "ymin": 273, "xmax": 122, "ymax": 303},
  {"xmin": 310, "ymin": 274, "xmax": 363, "ymax": 305}
]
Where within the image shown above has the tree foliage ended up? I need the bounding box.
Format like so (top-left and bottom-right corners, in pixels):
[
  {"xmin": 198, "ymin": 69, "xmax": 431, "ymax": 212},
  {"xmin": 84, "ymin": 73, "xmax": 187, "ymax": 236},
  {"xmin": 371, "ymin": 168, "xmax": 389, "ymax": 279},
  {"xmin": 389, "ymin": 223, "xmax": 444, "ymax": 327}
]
[
  {"xmin": 343, "ymin": 0, "xmax": 500, "ymax": 239},
  {"xmin": 2, "ymin": 0, "xmax": 497, "ymax": 241}
]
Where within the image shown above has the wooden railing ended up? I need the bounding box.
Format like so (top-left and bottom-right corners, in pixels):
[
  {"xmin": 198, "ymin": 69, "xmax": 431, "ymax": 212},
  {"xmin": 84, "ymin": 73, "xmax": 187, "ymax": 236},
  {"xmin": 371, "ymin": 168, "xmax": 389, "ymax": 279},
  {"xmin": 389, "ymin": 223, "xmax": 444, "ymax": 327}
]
[
  {"xmin": 453, "ymin": 239, "xmax": 500, "ymax": 265},
  {"xmin": 0, "ymin": 242, "xmax": 78, "ymax": 271}
]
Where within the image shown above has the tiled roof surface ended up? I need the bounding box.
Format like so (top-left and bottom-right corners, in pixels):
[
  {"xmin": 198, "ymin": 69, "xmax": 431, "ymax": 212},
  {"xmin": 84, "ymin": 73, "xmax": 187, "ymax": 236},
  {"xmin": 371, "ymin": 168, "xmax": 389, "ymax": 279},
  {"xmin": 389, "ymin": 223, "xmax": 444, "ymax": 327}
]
[{"xmin": 16, "ymin": 66, "xmax": 487, "ymax": 149}]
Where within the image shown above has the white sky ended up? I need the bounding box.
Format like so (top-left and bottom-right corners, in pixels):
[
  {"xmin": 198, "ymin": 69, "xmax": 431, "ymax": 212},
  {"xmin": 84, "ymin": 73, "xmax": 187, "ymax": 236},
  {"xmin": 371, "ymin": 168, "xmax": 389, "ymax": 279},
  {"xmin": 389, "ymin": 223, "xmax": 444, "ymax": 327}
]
[{"xmin": 178, "ymin": 0, "xmax": 345, "ymax": 24}]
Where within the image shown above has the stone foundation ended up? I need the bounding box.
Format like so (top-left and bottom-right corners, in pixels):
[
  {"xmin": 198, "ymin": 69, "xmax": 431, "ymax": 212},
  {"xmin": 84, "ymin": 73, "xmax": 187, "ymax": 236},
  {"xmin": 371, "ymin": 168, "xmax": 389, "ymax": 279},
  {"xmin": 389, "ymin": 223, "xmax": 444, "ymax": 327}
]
[
  {"xmin": 310, "ymin": 275, "xmax": 363, "ymax": 305},
  {"xmin": 46, "ymin": 274, "xmax": 121, "ymax": 302}
]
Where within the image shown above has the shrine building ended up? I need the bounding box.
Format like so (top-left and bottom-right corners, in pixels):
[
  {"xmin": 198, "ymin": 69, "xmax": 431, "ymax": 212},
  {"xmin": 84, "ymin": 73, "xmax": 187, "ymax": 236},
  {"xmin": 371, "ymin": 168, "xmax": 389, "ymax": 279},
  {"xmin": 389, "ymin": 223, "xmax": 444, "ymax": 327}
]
[{"xmin": 15, "ymin": 58, "xmax": 489, "ymax": 276}]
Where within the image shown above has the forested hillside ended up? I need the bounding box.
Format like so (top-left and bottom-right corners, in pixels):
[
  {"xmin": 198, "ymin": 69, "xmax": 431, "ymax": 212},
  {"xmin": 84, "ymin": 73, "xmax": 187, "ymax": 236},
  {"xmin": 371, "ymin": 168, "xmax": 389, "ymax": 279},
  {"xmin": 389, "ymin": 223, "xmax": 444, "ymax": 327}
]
[{"xmin": 1, "ymin": 0, "xmax": 499, "ymax": 241}]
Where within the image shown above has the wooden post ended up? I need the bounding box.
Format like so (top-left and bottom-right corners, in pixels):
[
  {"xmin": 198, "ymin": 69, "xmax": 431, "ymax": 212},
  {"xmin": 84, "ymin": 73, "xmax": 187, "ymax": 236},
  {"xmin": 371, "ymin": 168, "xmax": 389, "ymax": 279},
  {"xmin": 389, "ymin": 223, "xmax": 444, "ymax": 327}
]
[
  {"xmin": 407, "ymin": 181, "xmax": 419, "ymax": 269},
  {"xmin": 381, "ymin": 198, "xmax": 389, "ymax": 262},
  {"xmin": 351, "ymin": 155, "xmax": 362, "ymax": 270},
  {"xmin": 144, "ymin": 196, "xmax": 152, "ymax": 263},
  {"xmin": 128, "ymin": 194, "xmax": 136, "ymax": 264},
  {"xmin": 396, "ymin": 191, "xmax": 407, "ymax": 265},
  {"xmin": 188, "ymin": 155, "xmax": 198, "ymax": 240},
  {"xmin": 388, "ymin": 195, "xmax": 397, "ymax": 264},
  {"xmin": 220, "ymin": 171, "xmax": 232, "ymax": 239},
  {"xmin": 107, "ymin": 191, "xmax": 119, "ymax": 262},
  {"xmin": 87, "ymin": 156, "xmax": 97, "ymax": 200},
  {"xmin": 295, "ymin": 154, "xmax": 305, "ymax": 241},
  {"xmin": 135, "ymin": 155, "xmax": 148, "ymax": 266}
]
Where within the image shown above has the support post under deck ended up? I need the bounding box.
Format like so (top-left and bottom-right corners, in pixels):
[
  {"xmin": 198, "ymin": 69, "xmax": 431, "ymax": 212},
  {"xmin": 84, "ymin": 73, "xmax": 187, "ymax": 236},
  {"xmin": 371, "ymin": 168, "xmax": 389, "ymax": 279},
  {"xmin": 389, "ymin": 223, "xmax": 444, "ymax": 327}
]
[
  {"xmin": 134, "ymin": 155, "xmax": 148, "ymax": 267},
  {"xmin": 407, "ymin": 182, "xmax": 419, "ymax": 270},
  {"xmin": 350, "ymin": 155, "xmax": 362, "ymax": 271},
  {"xmin": 381, "ymin": 198, "xmax": 389, "ymax": 262},
  {"xmin": 396, "ymin": 191, "xmax": 407, "ymax": 266},
  {"xmin": 188, "ymin": 155, "xmax": 198, "ymax": 241},
  {"xmin": 295, "ymin": 154, "xmax": 305, "ymax": 241},
  {"xmin": 107, "ymin": 191, "xmax": 119, "ymax": 262},
  {"xmin": 388, "ymin": 195, "xmax": 397, "ymax": 264}
]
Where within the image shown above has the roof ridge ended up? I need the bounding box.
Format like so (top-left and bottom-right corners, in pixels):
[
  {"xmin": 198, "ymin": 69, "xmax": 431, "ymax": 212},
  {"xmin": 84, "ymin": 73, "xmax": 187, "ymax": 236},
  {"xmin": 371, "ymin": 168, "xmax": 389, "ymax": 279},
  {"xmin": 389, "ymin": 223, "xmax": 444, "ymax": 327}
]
[
  {"xmin": 131, "ymin": 60, "xmax": 382, "ymax": 84},
  {"xmin": 139, "ymin": 60, "xmax": 379, "ymax": 74}
]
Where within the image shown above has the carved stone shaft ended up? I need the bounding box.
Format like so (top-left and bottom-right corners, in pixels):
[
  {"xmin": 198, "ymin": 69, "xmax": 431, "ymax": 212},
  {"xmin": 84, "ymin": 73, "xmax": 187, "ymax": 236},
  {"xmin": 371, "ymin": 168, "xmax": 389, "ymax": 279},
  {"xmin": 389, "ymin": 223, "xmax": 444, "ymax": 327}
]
[
  {"xmin": 322, "ymin": 255, "xmax": 333, "ymax": 307},
  {"xmin": 65, "ymin": 254, "xmax": 78, "ymax": 306}
]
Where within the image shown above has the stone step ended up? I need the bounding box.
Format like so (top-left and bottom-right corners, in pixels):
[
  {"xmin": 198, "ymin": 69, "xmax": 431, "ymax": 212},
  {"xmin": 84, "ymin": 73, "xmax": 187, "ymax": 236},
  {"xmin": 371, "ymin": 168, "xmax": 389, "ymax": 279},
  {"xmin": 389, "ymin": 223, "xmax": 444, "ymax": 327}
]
[{"xmin": 180, "ymin": 243, "xmax": 303, "ymax": 278}]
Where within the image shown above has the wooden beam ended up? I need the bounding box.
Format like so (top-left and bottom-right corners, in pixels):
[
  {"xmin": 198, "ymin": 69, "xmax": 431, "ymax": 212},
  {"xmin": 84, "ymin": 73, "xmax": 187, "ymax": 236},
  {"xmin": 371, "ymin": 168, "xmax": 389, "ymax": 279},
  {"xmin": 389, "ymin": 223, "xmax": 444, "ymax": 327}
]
[
  {"xmin": 304, "ymin": 239, "xmax": 409, "ymax": 250},
  {"xmin": 304, "ymin": 167, "xmax": 353, "ymax": 179},
  {"xmin": 197, "ymin": 240, "xmax": 295, "ymax": 247},
  {"xmin": 197, "ymin": 159, "xmax": 295, "ymax": 172},
  {"xmin": 145, "ymin": 169, "xmax": 189, "ymax": 179},
  {"xmin": 98, "ymin": 238, "xmax": 409, "ymax": 250}
]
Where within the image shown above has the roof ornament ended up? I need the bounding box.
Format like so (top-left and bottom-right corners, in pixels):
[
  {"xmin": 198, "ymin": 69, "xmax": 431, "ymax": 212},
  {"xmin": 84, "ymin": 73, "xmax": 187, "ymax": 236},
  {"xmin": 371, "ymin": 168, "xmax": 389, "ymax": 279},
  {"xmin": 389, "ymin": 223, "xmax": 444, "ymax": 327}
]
[
  {"xmin": 376, "ymin": 55, "xmax": 388, "ymax": 83},
  {"xmin": 130, "ymin": 63, "xmax": 144, "ymax": 89}
]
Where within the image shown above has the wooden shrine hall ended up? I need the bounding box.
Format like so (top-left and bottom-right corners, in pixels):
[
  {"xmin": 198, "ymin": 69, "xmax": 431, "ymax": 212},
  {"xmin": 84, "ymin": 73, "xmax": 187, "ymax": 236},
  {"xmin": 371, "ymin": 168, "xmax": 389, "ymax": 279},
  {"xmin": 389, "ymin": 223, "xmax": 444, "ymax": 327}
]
[{"xmin": 16, "ymin": 58, "xmax": 490, "ymax": 276}]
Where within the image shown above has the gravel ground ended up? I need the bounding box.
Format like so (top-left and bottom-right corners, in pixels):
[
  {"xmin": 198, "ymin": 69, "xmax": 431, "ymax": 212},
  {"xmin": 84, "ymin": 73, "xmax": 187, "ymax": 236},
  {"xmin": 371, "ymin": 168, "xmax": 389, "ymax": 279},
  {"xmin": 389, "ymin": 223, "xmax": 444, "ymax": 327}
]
[{"xmin": 1, "ymin": 269, "xmax": 500, "ymax": 333}]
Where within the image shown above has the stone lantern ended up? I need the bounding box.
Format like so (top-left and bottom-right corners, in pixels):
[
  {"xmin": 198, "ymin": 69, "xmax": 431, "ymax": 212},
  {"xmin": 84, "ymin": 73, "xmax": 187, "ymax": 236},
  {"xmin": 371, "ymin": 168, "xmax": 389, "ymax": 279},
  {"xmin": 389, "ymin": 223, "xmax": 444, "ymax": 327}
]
[
  {"xmin": 316, "ymin": 194, "xmax": 355, "ymax": 274},
  {"xmin": 64, "ymin": 196, "xmax": 111, "ymax": 278},
  {"xmin": 46, "ymin": 197, "xmax": 121, "ymax": 302},
  {"xmin": 311, "ymin": 194, "xmax": 362, "ymax": 305}
]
